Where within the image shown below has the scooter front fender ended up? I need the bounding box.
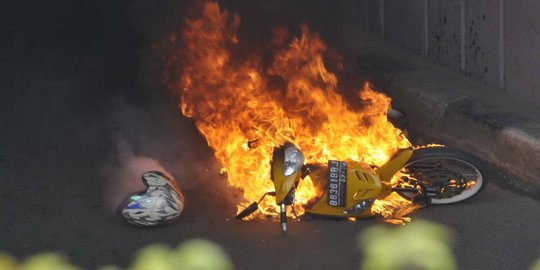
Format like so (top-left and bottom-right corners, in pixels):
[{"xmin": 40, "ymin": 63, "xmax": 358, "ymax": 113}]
[{"xmin": 376, "ymin": 148, "xmax": 413, "ymax": 182}]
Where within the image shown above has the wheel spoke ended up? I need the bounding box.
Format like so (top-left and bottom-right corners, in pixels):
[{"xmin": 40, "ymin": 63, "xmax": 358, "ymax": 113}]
[{"xmin": 398, "ymin": 155, "xmax": 484, "ymax": 202}]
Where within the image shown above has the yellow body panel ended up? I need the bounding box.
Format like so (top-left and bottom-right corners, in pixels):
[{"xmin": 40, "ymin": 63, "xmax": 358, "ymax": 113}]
[
  {"xmin": 307, "ymin": 161, "xmax": 389, "ymax": 218},
  {"xmin": 270, "ymin": 143, "xmax": 413, "ymax": 218},
  {"xmin": 377, "ymin": 149, "xmax": 413, "ymax": 182},
  {"xmin": 305, "ymin": 149, "xmax": 413, "ymax": 218}
]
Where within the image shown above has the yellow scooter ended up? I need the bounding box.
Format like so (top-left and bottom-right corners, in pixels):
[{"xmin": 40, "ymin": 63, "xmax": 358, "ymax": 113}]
[{"xmin": 236, "ymin": 143, "xmax": 487, "ymax": 233}]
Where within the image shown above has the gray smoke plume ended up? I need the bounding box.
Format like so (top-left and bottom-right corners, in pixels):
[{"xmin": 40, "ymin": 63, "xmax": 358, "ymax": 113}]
[
  {"xmin": 104, "ymin": 137, "xmax": 173, "ymax": 211},
  {"xmin": 101, "ymin": 98, "xmax": 238, "ymax": 217}
]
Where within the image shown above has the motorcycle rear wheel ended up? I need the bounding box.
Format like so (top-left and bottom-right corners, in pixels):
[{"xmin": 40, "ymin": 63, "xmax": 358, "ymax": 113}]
[{"xmin": 396, "ymin": 146, "xmax": 488, "ymax": 204}]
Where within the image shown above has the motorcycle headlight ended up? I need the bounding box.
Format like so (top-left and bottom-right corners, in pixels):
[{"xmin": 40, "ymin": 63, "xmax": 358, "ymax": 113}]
[{"xmin": 283, "ymin": 145, "xmax": 304, "ymax": 176}]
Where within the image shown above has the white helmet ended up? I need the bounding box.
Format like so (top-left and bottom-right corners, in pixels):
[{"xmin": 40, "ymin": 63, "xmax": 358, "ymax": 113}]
[{"xmin": 118, "ymin": 171, "xmax": 185, "ymax": 227}]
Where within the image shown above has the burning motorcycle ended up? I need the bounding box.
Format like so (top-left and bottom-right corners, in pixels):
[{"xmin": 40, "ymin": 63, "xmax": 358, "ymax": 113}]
[{"xmin": 236, "ymin": 143, "xmax": 488, "ymax": 232}]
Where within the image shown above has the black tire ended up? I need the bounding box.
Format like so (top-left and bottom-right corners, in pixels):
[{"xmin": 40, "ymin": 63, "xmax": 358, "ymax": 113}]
[{"xmin": 396, "ymin": 146, "xmax": 488, "ymax": 204}]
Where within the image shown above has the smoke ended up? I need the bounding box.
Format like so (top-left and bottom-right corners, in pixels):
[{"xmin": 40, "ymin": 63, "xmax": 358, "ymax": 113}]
[
  {"xmin": 99, "ymin": 97, "xmax": 182, "ymax": 212},
  {"xmin": 103, "ymin": 137, "xmax": 173, "ymax": 211},
  {"xmin": 101, "ymin": 98, "xmax": 238, "ymax": 217}
]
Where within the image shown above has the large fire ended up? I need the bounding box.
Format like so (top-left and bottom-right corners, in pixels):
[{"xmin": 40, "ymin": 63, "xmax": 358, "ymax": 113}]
[{"xmin": 168, "ymin": 2, "xmax": 415, "ymax": 221}]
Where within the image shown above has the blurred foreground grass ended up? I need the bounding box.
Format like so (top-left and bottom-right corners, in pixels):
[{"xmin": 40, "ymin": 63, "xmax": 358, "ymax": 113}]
[
  {"xmin": 358, "ymin": 220, "xmax": 456, "ymax": 270},
  {"xmin": 357, "ymin": 219, "xmax": 540, "ymax": 270},
  {"xmin": 1, "ymin": 221, "xmax": 539, "ymax": 270},
  {"xmin": 0, "ymin": 239, "xmax": 234, "ymax": 270}
]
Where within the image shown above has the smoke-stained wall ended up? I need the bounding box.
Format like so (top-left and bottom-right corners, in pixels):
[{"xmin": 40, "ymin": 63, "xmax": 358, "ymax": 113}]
[
  {"xmin": 505, "ymin": 0, "xmax": 540, "ymax": 103},
  {"xmin": 464, "ymin": 0, "xmax": 500, "ymax": 86},
  {"xmin": 362, "ymin": 0, "xmax": 540, "ymax": 105},
  {"xmin": 427, "ymin": 0, "xmax": 462, "ymax": 72}
]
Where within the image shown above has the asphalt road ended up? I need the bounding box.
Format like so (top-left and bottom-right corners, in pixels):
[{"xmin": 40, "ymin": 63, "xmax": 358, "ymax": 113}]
[{"xmin": 1, "ymin": 1, "xmax": 539, "ymax": 269}]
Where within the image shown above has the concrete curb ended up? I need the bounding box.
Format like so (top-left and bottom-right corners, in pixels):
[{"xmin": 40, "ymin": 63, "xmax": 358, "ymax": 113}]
[{"xmin": 352, "ymin": 35, "xmax": 540, "ymax": 187}]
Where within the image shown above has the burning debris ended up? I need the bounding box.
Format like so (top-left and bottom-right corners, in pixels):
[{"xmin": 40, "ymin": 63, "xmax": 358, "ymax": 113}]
[
  {"xmin": 166, "ymin": 1, "xmax": 413, "ymax": 221},
  {"xmin": 163, "ymin": 2, "xmax": 487, "ymax": 226}
]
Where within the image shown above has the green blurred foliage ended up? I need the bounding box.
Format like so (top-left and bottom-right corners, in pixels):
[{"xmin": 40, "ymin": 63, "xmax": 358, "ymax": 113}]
[
  {"xmin": 2, "ymin": 231, "xmax": 540, "ymax": 270},
  {"xmin": 172, "ymin": 239, "xmax": 235, "ymax": 270},
  {"xmin": 0, "ymin": 239, "xmax": 234, "ymax": 270},
  {"xmin": 128, "ymin": 239, "xmax": 234, "ymax": 270},
  {"xmin": 0, "ymin": 253, "xmax": 17, "ymax": 270},
  {"xmin": 128, "ymin": 245, "xmax": 174, "ymax": 270},
  {"xmin": 532, "ymin": 257, "xmax": 540, "ymax": 270},
  {"xmin": 358, "ymin": 220, "xmax": 456, "ymax": 270},
  {"xmin": 19, "ymin": 254, "xmax": 81, "ymax": 270},
  {"xmin": 0, "ymin": 253, "xmax": 80, "ymax": 270}
]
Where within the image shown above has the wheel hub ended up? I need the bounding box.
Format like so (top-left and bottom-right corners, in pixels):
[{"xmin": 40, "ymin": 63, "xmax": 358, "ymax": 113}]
[{"xmin": 420, "ymin": 169, "xmax": 468, "ymax": 198}]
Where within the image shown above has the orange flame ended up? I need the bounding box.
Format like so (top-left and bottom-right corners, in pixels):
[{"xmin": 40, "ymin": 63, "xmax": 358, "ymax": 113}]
[{"xmin": 170, "ymin": 2, "xmax": 414, "ymax": 220}]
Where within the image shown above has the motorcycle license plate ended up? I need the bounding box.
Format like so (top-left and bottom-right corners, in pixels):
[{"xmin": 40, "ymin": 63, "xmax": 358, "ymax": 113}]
[{"xmin": 327, "ymin": 160, "xmax": 347, "ymax": 207}]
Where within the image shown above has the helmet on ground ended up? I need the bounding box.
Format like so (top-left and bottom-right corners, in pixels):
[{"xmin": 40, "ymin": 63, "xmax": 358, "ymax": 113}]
[{"xmin": 118, "ymin": 171, "xmax": 185, "ymax": 227}]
